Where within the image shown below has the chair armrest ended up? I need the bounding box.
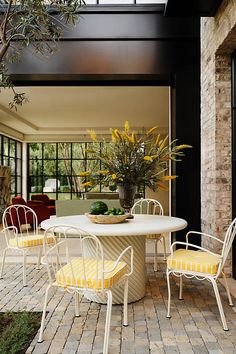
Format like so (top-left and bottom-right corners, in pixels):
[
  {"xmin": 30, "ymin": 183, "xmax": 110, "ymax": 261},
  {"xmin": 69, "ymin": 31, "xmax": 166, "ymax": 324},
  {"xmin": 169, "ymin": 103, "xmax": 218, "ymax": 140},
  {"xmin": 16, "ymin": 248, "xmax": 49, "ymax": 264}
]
[
  {"xmin": 1, "ymin": 226, "xmax": 18, "ymax": 247},
  {"xmin": 48, "ymin": 199, "xmax": 56, "ymax": 206},
  {"xmin": 103, "ymin": 246, "xmax": 134, "ymax": 277},
  {"xmin": 170, "ymin": 241, "xmax": 222, "ymax": 258},
  {"xmin": 186, "ymin": 231, "xmax": 224, "ymax": 245}
]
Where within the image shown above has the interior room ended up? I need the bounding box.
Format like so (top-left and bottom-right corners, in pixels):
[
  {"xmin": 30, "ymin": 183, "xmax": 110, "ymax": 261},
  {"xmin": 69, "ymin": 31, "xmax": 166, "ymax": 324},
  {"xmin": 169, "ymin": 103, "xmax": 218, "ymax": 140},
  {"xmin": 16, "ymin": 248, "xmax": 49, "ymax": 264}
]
[
  {"xmin": 0, "ymin": 85, "xmax": 171, "ymax": 257},
  {"xmin": 0, "ymin": 85, "xmax": 170, "ymax": 203}
]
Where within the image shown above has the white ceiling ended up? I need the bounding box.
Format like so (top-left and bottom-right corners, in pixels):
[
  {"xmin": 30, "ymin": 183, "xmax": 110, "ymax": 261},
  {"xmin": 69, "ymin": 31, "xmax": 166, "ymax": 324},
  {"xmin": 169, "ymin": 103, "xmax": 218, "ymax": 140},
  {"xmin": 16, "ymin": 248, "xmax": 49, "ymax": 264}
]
[{"xmin": 0, "ymin": 86, "xmax": 169, "ymax": 141}]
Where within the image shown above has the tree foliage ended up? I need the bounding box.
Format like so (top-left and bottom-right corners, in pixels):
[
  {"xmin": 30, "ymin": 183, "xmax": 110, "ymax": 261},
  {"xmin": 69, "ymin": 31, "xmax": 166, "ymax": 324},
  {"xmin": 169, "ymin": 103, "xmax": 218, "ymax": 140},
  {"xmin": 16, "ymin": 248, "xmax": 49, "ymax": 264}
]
[{"xmin": 0, "ymin": 0, "xmax": 84, "ymax": 109}]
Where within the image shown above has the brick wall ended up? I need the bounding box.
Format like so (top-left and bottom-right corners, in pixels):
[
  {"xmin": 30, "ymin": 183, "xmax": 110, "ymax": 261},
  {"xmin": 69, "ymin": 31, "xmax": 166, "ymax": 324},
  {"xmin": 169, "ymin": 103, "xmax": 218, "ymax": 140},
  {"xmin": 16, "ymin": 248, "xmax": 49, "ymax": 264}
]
[{"xmin": 201, "ymin": 0, "xmax": 236, "ymax": 275}]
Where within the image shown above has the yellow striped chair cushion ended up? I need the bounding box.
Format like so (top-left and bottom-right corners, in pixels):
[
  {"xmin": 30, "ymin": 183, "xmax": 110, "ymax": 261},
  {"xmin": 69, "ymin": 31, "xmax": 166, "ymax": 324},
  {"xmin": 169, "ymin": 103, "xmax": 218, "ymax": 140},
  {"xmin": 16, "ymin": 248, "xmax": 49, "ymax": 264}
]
[
  {"xmin": 9, "ymin": 235, "xmax": 55, "ymax": 248},
  {"xmin": 167, "ymin": 249, "xmax": 221, "ymax": 275},
  {"xmin": 146, "ymin": 234, "xmax": 162, "ymax": 240},
  {"xmin": 56, "ymin": 258, "xmax": 127, "ymax": 289}
]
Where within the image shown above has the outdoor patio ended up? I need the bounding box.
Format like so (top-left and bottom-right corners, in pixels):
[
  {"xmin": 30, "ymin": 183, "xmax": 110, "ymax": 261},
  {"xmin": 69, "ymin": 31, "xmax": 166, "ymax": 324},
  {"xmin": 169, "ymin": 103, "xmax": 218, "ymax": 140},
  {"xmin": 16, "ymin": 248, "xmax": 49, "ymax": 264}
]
[{"xmin": 1, "ymin": 260, "xmax": 236, "ymax": 354}]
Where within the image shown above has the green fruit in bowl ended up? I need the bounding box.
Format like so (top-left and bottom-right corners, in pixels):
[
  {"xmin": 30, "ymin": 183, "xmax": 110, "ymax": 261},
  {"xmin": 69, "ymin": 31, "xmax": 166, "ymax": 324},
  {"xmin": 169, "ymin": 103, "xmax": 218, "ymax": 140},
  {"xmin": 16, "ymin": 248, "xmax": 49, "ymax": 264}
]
[
  {"xmin": 106, "ymin": 207, "xmax": 125, "ymax": 215},
  {"xmin": 90, "ymin": 201, "xmax": 108, "ymax": 215}
]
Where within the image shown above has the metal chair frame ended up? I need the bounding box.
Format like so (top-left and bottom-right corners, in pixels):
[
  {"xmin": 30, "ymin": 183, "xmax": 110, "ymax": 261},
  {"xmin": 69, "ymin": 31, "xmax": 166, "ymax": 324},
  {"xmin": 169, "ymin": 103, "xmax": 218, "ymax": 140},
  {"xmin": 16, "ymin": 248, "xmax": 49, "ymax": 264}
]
[
  {"xmin": 131, "ymin": 198, "xmax": 166, "ymax": 271},
  {"xmin": 1, "ymin": 204, "xmax": 43, "ymax": 286},
  {"xmin": 166, "ymin": 218, "xmax": 236, "ymax": 331},
  {"xmin": 38, "ymin": 225, "xmax": 133, "ymax": 354}
]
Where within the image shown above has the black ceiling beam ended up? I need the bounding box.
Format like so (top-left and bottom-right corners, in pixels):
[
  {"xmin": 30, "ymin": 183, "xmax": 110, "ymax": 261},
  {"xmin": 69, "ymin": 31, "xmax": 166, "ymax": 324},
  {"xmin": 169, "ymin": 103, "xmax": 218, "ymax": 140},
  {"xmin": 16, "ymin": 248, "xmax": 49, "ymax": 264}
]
[{"xmin": 164, "ymin": 0, "xmax": 223, "ymax": 17}]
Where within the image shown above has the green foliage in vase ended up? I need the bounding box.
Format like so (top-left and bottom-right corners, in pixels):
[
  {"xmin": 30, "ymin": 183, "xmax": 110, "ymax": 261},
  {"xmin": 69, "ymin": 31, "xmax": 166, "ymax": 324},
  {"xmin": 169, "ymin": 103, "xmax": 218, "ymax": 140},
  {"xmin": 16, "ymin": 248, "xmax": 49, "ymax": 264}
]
[{"xmin": 80, "ymin": 121, "xmax": 192, "ymax": 192}]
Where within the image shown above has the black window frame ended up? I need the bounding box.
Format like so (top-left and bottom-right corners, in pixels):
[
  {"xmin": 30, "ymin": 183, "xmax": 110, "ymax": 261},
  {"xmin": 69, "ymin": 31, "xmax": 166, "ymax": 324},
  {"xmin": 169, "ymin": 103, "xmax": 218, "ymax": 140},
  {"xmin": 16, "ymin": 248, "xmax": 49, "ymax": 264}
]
[
  {"xmin": 27, "ymin": 141, "xmax": 111, "ymax": 200},
  {"xmin": 0, "ymin": 134, "xmax": 22, "ymax": 198}
]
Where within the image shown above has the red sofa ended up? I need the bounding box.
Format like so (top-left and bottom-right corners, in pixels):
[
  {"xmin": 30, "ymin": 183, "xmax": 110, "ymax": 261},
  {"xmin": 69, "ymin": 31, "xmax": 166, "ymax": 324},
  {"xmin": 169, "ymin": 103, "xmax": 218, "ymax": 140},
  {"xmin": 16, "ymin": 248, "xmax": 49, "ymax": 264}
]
[
  {"xmin": 11, "ymin": 196, "xmax": 50, "ymax": 227},
  {"xmin": 31, "ymin": 194, "xmax": 56, "ymax": 216}
]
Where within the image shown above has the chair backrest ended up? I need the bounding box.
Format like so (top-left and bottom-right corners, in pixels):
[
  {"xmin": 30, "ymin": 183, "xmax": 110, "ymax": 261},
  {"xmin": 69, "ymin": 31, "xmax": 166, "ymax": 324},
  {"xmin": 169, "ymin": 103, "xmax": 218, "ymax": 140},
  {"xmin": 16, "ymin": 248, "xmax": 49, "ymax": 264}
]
[
  {"xmin": 43, "ymin": 225, "xmax": 106, "ymax": 290},
  {"xmin": 131, "ymin": 198, "xmax": 163, "ymax": 216},
  {"xmin": 32, "ymin": 194, "xmax": 50, "ymax": 205},
  {"xmin": 221, "ymin": 218, "xmax": 236, "ymax": 268},
  {"xmin": 12, "ymin": 196, "xmax": 26, "ymax": 205},
  {"xmin": 3, "ymin": 204, "xmax": 39, "ymax": 235}
]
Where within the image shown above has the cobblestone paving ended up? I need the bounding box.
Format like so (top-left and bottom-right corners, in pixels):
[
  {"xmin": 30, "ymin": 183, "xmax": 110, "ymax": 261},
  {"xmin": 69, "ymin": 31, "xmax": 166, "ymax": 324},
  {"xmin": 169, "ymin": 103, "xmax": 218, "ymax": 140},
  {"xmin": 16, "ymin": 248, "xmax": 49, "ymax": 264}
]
[{"xmin": 0, "ymin": 262, "xmax": 236, "ymax": 354}]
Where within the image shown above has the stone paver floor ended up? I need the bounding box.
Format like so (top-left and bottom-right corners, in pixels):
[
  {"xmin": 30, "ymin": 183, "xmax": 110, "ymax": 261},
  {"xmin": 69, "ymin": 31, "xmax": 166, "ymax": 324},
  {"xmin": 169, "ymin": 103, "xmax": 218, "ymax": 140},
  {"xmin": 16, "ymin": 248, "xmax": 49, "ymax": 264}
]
[{"xmin": 1, "ymin": 261, "xmax": 236, "ymax": 354}]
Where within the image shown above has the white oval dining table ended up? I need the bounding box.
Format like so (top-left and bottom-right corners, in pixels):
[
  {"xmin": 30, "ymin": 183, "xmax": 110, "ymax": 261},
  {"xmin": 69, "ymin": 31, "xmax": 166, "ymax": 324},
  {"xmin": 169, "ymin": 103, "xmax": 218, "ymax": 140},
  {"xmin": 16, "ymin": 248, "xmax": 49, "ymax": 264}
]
[{"xmin": 41, "ymin": 214, "xmax": 187, "ymax": 304}]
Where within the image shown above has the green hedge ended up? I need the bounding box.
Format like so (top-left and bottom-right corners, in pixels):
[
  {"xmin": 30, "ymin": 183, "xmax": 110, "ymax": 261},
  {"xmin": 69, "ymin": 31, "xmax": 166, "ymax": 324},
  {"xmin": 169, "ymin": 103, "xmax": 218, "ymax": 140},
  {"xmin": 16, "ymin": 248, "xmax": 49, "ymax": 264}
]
[{"xmin": 0, "ymin": 311, "xmax": 41, "ymax": 354}]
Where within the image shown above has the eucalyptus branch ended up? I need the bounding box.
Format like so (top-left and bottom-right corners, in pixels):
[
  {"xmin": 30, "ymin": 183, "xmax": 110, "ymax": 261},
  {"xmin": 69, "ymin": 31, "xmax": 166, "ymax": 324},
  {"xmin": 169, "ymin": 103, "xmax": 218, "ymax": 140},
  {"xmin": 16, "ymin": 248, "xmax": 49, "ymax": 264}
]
[
  {"xmin": 1, "ymin": 0, "xmax": 13, "ymax": 42},
  {"xmin": 0, "ymin": 0, "xmax": 84, "ymax": 109},
  {"xmin": 7, "ymin": 32, "xmax": 26, "ymax": 43},
  {"xmin": 0, "ymin": 42, "xmax": 9, "ymax": 61}
]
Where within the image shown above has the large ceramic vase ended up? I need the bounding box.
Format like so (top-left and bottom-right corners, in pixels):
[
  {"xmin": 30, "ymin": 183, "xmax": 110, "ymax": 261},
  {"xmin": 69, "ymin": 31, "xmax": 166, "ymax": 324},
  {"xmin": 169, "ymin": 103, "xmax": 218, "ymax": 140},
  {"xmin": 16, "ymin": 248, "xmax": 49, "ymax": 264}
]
[{"xmin": 117, "ymin": 182, "xmax": 136, "ymax": 214}]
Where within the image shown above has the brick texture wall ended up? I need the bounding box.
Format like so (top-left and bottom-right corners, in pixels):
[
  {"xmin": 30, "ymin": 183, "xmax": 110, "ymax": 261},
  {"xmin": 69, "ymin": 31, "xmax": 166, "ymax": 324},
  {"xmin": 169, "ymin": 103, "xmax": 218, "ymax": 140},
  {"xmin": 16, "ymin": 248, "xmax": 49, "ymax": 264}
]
[{"xmin": 201, "ymin": 0, "xmax": 236, "ymax": 275}]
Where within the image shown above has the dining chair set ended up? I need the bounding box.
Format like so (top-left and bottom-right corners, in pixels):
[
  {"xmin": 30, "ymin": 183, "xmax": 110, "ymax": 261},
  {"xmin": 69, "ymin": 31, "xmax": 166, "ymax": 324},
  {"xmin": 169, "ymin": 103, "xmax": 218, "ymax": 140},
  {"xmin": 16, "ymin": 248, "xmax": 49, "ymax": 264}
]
[{"xmin": 0, "ymin": 200, "xmax": 236, "ymax": 353}]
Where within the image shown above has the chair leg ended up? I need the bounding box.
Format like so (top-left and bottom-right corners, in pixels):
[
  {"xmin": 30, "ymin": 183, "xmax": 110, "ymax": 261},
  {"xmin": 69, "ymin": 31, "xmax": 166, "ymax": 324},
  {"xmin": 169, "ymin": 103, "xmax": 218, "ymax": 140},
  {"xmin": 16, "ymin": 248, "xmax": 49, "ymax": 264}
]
[
  {"xmin": 221, "ymin": 272, "xmax": 233, "ymax": 306},
  {"xmin": 123, "ymin": 278, "xmax": 129, "ymax": 326},
  {"xmin": 179, "ymin": 275, "xmax": 183, "ymax": 300},
  {"xmin": 210, "ymin": 278, "xmax": 228, "ymax": 331},
  {"xmin": 75, "ymin": 292, "xmax": 80, "ymax": 317},
  {"xmin": 162, "ymin": 236, "xmax": 167, "ymax": 261},
  {"xmin": 38, "ymin": 284, "xmax": 52, "ymax": 343},
  {"xmin": 23, "ymin": 251, "xmax": 27, "ymax": 287},
  {"xmin": 36, "ymin": 247, "xmax": 42, "ymax": 270},
  {"xmin": 166, "ymin": 269, "xmax": 171, "ymax": 318},
  {"xmin": 103, "ymin": 290, "xmax": 112, "ymax": 354},
  {"xmin": 154, "ymin": 240, "xmax": 158, "ymax": 272},
  {"xmin": 0, "ymin": 248, "xmax": 8, "ymax": 279}
]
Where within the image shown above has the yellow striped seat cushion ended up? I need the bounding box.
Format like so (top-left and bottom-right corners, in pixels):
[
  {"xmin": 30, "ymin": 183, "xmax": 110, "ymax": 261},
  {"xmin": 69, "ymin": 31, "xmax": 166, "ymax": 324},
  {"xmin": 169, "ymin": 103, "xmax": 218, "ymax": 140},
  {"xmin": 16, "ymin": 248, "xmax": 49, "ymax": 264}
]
[
  {"xmin": 56, "ymin": 258, "xmax": 127, "ymax": 289},
  {"xmin": 9, "ymin": 235, "xmax": 55, "ymax": 248},
  {"xmin": 146, "ymin": 234, "xmax": 162, "ymax": 240},
  {"xmin": 167, "ymin": 249, "xmax": 221, "ymax": 275}
]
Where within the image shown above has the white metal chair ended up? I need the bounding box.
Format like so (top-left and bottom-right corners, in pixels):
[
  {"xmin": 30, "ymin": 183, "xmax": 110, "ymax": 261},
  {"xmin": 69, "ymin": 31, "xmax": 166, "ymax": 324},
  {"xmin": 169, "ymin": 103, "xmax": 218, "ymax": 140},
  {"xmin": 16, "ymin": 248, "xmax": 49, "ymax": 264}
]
[
  {"xmin": 0, "ymin": 204, "xmax": 54, "ymax": 286},
  {"xmin": 38, "ymin": 225, "xmax": 133, "ymax": 354},
  {"xmin": 166, "ymin": 218, "xmax": 236, "ymax": 331},
  {"xmin": 131, "ymin": 198, "xmax": 166, "ymax": 271}
]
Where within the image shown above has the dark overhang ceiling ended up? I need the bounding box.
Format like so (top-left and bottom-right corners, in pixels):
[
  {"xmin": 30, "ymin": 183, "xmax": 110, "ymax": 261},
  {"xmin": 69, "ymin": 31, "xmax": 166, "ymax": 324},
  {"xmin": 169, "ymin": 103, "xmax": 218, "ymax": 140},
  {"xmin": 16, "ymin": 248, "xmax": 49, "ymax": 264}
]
[{"xmin": 164, "ymin": 0, "xmax": 223, "ymax": 17}]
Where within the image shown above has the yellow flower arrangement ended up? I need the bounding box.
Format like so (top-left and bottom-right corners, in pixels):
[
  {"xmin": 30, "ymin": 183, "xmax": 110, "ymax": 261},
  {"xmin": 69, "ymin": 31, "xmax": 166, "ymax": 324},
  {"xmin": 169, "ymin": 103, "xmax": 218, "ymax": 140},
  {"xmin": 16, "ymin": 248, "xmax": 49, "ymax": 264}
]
[{"xmin": 80, "ymin": 121, "xmax": 191, "ymax": 192}]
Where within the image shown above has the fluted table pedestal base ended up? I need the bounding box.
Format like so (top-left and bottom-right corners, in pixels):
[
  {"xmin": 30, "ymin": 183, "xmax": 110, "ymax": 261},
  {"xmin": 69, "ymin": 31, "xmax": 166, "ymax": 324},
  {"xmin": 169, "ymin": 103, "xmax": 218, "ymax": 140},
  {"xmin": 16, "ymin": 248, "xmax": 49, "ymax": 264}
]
[{"xmin": 84, "ymin": 235, "xmax": 146, "ymax": 304}]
